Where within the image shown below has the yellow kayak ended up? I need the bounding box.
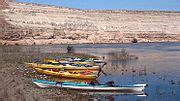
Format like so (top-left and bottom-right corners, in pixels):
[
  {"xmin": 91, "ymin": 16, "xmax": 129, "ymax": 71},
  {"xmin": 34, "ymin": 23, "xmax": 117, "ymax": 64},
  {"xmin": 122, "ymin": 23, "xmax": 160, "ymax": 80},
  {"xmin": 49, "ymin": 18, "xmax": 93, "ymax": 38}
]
[
  {"xmin": 45, "ymin": 59, "xmax": 96, "ymax": 65},
  {"xmin": 52, "ymin": 77, "xmax": 97, "ymax": 84},
  {"xmin": 25, "ymin": 62, "xmax": 100, "ymax": 70},
  {"xmin": 34, "ymin": 68, "xmax": 97, "ymax": 79}
]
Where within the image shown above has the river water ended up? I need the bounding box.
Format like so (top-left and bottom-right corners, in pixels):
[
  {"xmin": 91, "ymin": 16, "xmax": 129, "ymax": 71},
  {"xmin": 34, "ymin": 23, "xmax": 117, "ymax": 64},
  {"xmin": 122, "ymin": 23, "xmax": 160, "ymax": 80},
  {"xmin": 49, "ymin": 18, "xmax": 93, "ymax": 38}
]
[{"xmin": 0, "ymin": 42, "xmax": 180, "ymax": 101}]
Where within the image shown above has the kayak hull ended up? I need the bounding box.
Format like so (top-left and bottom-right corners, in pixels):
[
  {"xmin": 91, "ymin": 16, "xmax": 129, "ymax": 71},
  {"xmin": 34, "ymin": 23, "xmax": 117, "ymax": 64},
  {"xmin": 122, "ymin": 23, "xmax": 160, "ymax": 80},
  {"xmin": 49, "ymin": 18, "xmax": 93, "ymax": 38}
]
[{"xmin": 34, "ymin": 68, "xmax": 97, "ymax": 79}]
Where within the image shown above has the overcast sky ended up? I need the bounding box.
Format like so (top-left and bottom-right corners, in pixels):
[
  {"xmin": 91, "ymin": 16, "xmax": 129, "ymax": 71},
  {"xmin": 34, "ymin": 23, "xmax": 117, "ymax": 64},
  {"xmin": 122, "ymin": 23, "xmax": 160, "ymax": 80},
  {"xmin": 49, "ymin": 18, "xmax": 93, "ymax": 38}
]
[{"xmin": 16, "ymin": 0, "xmax": 180, "ymax": 11}]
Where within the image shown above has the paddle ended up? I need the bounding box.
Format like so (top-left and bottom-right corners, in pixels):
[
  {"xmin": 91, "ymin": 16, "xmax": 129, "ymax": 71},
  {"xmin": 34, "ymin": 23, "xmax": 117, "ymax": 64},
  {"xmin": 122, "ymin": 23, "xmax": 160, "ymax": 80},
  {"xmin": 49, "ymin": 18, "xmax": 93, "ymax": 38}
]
[
  {"xmin": 97, "ymin": 61, "xmax": 108, "ymax": 77},
  {"xmin": 101, "ymin": 62, "xmax": 107, "ymax": 68},
  {"xmin": 97, "ymin": 67, "xmax": 108, "ymax": 77}
]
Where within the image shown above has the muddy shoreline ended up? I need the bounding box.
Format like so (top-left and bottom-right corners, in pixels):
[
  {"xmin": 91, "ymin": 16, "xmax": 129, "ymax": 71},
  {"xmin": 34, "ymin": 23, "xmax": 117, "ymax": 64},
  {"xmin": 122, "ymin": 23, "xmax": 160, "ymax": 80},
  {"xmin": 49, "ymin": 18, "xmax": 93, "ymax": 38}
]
[{"xmin": 0, "ymin": 52, "xmax": 96, "ymax": 101}]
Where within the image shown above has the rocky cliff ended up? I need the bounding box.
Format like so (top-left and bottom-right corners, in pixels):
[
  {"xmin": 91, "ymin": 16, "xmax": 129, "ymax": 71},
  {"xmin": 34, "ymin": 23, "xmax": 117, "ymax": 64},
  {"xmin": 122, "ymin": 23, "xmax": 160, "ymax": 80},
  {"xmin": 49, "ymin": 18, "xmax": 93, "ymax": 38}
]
[{"xmin": 0, "ymin": 2, "xmax": 180, "ymax": 45}]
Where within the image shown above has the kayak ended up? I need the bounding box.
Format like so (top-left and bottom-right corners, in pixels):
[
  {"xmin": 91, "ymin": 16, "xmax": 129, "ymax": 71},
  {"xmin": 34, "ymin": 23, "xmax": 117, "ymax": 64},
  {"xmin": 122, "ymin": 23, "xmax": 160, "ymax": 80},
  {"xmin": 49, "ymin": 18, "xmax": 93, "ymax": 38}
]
[
  {"xmin": 45, "ymin": 59, "xmax": 97, "ymax": 65},
  {"xmin": 33, "ymin": 79, "xmax": 147, "ymax": 92},
  {"xmin": 52, "ymin": 77, "xmax": 97, "ymax": 84},
  {"xmin": 34, "ymin": 68, "xmax": 97, "ymax": 79},
  {"xmin": 26, "ymin": 62, "xmax": 100, "ymax": 70},
  {"xmin": 44, "ymin": 58, "xmax": 105, "ymax": 65}
]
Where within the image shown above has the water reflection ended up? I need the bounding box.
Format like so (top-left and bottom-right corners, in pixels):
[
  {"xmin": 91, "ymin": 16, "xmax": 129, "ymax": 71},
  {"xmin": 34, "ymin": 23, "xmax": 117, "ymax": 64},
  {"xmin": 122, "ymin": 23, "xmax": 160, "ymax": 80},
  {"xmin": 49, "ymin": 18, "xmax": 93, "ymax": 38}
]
[{"xmin": 106, "ymin": 49, "xmax": 139, "ymax": 73}]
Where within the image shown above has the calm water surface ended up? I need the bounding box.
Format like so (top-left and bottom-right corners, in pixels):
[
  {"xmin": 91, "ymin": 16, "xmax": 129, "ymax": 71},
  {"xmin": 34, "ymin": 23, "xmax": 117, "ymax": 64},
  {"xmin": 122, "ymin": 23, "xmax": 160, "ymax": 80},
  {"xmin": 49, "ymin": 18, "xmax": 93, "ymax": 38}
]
[{"xmin": 1, "ymin": 42, "xmax": 180, "ymax": 101}]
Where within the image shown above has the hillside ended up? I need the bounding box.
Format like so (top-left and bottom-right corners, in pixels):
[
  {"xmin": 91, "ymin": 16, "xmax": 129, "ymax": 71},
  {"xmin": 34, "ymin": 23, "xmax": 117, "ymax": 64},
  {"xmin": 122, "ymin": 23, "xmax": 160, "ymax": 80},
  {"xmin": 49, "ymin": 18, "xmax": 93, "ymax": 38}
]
[{"xmin": 0, "ymin": 2, "xmax": 180, "ymax": 45}]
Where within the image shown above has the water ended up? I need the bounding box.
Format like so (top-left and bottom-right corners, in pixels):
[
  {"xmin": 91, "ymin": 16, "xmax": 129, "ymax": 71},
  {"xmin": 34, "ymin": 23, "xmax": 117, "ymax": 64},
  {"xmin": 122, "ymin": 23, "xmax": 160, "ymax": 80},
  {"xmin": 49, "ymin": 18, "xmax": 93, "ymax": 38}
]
[{"xmin": 0, "ymin": 42, "xmax": 180, "ymax": 101}]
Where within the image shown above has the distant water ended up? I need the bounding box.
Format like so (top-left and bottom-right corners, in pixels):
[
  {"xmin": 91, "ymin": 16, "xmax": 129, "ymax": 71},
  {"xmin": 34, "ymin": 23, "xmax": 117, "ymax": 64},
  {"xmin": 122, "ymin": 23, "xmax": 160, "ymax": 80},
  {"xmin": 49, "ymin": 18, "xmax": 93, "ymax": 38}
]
[{"xmin": 1, "ymin": 42, "xmax": 180, "ymax": 101}]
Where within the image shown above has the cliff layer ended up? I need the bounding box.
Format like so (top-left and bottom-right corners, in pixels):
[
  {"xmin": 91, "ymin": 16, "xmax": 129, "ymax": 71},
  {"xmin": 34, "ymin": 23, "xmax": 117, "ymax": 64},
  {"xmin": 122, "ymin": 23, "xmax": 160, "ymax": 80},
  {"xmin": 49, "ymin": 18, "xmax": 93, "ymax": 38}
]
[{"xmin": 0, "ymin": 2, "xmax": 180, "ymax": 45}]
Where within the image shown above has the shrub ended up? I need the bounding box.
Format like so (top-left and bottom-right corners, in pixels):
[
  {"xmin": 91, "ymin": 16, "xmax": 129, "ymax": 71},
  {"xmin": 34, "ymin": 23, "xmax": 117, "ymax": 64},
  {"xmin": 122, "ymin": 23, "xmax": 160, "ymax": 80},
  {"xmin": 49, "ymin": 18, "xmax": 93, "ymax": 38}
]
[
  {"xmin": 132, "ymin": 38, "xmax": 138, "ymax": 43},
  {"xmin": 67, "ymin": 45, "xmax": 74, "ymax": 53}
]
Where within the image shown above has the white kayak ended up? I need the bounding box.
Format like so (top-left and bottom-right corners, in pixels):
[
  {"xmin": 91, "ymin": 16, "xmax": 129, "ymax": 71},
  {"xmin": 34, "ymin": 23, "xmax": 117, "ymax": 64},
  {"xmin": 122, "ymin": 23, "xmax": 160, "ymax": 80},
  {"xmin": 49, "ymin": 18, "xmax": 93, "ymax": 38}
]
[{"xmin": 33, "ymin": 79, "xmax": 147, "ymax": 92}]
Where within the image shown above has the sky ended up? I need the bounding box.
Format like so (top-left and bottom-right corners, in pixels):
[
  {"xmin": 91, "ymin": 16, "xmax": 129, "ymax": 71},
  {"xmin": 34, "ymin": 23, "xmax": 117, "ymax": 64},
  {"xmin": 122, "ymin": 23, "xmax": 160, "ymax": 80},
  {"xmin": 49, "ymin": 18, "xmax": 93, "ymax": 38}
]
[{"xmin": 16, "ymin": 0, "xmax": 180, "ymax": 11}]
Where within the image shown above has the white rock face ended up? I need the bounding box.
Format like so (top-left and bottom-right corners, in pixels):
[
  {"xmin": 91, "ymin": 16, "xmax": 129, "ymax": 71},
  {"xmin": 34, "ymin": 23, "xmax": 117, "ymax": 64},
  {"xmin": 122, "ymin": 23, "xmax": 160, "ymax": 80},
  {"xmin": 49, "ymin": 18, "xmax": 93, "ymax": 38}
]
[{"xmin": 1, "ymin": 2, "xmax": 180, "ymax": 45}]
